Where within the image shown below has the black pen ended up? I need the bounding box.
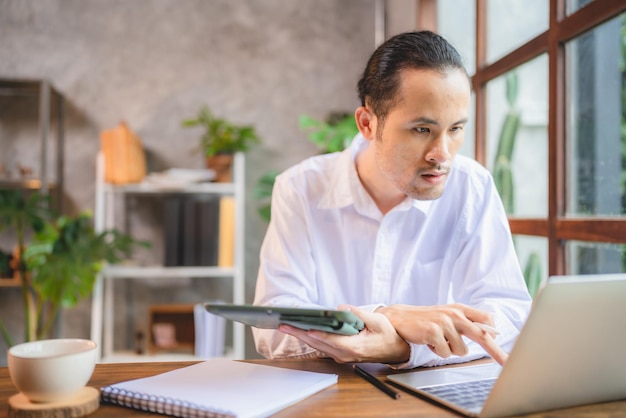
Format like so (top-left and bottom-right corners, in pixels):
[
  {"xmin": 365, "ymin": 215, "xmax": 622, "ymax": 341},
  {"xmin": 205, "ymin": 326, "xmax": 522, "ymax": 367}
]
[{"xmin": 353, "ymin": 364, "xmax": 401, "ymax": 399}]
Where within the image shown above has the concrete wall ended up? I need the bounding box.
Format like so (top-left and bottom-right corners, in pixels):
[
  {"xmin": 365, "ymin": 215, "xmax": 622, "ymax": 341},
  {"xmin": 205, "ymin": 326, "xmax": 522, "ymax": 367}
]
[
  {"xmin": 2, "ymin": 0, "xmax": 543, "ymax": 364},
  {"xmin": 0, "ymin": 0, "xmax": 382, "ymax": 362}
]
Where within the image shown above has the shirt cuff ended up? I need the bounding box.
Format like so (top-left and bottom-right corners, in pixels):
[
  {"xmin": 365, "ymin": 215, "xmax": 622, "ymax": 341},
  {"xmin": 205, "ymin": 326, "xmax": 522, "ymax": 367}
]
[
  {"xmin": 386, "ymin": 343, "xmax": 424, "ymax": 370},
  {"xmin": 357, "ymin": 303, "xmax": 385, "ymax": 313}
]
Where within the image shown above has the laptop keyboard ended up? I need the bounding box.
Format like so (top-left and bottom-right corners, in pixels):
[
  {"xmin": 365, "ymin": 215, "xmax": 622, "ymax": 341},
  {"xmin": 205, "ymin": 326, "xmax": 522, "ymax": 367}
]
[{"xmin": 420, "ymin": 378, "xmax": 497, "ymax": 411}]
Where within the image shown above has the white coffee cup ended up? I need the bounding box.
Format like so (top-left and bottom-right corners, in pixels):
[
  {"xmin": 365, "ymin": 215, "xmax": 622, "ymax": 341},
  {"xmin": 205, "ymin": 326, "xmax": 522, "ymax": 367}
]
[{"xmin": 8, "ymin": 338, "xmax": 97, "ymax": 403}]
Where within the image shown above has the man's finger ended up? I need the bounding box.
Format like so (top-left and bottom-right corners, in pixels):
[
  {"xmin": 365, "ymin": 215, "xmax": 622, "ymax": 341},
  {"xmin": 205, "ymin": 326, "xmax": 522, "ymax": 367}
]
[
  {"xmin": 445, "ymin": 333, "xmax": 469, "ymax": 357},
  {"xmin": 456, "ymin": 321, "xmax": 508, "ymax": 366},
  {"xmin": 463, "ymin": 329, "xmax": 508, "ymax": 365},
  {"xmin": 476, "ymin": 333, "xmax": 508, "ymax": 365},
  {"xmin": 428, "ymin": 333, "xmax": 453, "ymax": 358}
]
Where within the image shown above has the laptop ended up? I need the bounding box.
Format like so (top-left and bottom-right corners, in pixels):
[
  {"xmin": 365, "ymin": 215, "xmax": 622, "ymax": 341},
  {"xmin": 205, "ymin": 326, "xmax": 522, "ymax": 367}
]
[{"xmin": 387, "ymin": 274, "xmax": 626, "ymax": 417}]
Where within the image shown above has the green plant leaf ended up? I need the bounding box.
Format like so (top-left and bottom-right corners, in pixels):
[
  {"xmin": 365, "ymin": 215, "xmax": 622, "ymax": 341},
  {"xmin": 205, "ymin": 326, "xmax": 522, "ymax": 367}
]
[
  {"xmin": 505, "ymin": 72, "xmax": 519, "ymax": 108},
  {"xmin": 24, "ymin": 212, "xmax": 148, "ymax": 310},
  {"xmin": 0, "ymin": 190, "xmax": 52, "ymax": 235},
  {"xmin": 253, "ymin": 170, "xmax": 279, "ymax": 200},
  {"xmin": 524, "ymin": 251, "xmax": 543, "ymax": 298},
  {"xmin": 254, "ymin": 169, "xmax": 279, "ymax": 223},
  {"xmin": 257, "ymin": 205, "xmax": 272, "ymax": 223},
  {"xmin": 183, "ymin": 105, "xmax": 261, "ymax": 157},
  {"xmin": 0, "ymin": 318, "xmax": 14, "ymax": 348},
  {"xmin": 493, "ymin": 156, "xmax": 514, "ymax": 214},
  {"xmin": 298, "ymin": 113, "xmax": 358, "ymax": 154}
]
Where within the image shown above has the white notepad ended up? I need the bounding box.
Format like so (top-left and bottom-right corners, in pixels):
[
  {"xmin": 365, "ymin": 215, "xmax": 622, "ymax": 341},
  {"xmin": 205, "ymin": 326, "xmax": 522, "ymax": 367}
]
[{"xmin": 100, "ymin": 358, "xmax": 338, "ymax": 418}]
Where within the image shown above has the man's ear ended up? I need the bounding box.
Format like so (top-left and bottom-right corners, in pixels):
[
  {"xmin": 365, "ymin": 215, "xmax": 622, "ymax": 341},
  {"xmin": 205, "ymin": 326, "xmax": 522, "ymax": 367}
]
[{"xmin": 355, "ymin": 106, "xmax": 376, "ymax": 141}]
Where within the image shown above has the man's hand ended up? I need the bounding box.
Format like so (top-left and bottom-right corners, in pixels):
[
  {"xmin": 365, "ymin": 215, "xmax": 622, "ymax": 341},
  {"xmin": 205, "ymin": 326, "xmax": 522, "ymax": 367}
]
[
  {"xmin": 278, "ymin": 306, "xmax": 410, "ymax": 364},
  {"xmin": 377, "ymin": 304, "xmax": 508, "ymax": 365}
]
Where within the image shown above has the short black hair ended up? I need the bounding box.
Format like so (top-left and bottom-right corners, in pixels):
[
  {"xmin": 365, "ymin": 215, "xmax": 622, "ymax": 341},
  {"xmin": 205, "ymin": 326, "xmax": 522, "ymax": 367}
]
[{"xmin": 357, "ymin": 31, "xmax": 467, "ymax": 120}]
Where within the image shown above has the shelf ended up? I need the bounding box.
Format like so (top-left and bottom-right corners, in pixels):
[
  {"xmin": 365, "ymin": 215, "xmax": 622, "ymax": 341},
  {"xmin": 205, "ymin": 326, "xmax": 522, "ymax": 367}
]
[
  {"xmin": 0, "ymin": 277, "xmax": 20, "ymax": 287},
  {"xmin": 0, "ymin": 179, "xmax": 57, "ymax": 190},
  {"xmin": 105, "ymin": 181, "xmax": 235, "ymax": 196},
  {"xmin": 0, "ymin": 78, "xmax": 65, "ymax": 210},
  {"xmin": 0, "ymin": 80, "xmax": 41, "ymax": 96},
  {"xmin": 91, "ymin": 151, "xmax": 246, "ymax": 363},
  {"xmin": 148, "ymin": 304, "xmax": 195, "ymax": 355},
  {"xmin": 102, "ymin": 265, "xmax": 235, "ymax": 279}
]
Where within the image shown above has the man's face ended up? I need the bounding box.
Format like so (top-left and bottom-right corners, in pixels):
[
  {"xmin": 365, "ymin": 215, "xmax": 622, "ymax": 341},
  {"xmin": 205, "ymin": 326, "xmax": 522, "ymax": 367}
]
[{"xmin": 371, "ymin": 68, "xmax": 471, "ymax": 201}]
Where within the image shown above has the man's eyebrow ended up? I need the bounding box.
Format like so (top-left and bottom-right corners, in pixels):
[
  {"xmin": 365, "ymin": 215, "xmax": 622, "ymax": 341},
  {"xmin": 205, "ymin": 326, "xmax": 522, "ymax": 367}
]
[
  {"xmin": 455, "ymin": 117, "xmax": 469, "ymax": 125},
  {"xmin": 410, "ymin": 117, "xmax": 469, "ymax": 125},
  {"xmin": 411, "ymin": 116, "xmax": 439, "ymax": 125}
]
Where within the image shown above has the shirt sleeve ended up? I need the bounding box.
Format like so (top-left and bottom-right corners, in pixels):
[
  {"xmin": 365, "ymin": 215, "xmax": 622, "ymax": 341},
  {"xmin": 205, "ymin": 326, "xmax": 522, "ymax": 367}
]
[{"xmin": 253, "ymin": 171, "xmax": 325, "ymax": 358}]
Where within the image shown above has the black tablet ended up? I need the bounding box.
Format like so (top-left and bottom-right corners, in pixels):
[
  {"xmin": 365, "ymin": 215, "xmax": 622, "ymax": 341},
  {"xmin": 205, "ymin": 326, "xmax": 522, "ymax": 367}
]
[{"xmin": 204, "ymin": 303, "xmax": 364, "ymax": 335}]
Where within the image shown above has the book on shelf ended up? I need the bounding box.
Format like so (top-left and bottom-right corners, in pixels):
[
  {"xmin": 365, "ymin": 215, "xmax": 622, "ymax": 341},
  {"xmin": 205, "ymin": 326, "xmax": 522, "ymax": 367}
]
[
  {"xmin": 164, "ymin": 195, "xmax": 220, "ymax": 267},
  {"xmin": 218, "ymin": 196, "xmax": 235, "ymax": 267},
  {"xmin": 182, "ymin": 196, "xmax": 198, "ymax": 266},
  {"xmin": 163, "ymin": 196, "xmax": 182, "ymax": 267},
  {"xmin": 197, "ymin": 196, "xmax": 220, "ymax": 266},
  {"xmin": 100, "ymin": 358, "xmax": 338, "ymax": 418},
  {"xmin": 193, "ymin": 302, "xmax": 225, "ymax": 358}
]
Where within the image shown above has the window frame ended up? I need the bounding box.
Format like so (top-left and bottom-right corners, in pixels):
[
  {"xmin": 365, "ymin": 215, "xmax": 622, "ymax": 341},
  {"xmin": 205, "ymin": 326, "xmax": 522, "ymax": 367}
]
[{"xmin": 469, "ymin": 0, "xmax": 626, "ymax": 275}]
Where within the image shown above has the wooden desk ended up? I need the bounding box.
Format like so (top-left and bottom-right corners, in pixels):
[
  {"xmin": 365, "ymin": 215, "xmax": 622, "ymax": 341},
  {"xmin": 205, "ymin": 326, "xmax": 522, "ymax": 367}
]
[{"xmin": 1, "ymin": 359, "xmax": 626, "ymax": 417}]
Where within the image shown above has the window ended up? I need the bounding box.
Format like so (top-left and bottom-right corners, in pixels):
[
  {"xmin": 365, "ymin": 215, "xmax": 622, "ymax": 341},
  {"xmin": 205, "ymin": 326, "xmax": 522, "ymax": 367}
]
[{"xmin": 436, "ymin": 0, "xmax": 626, "ymax": 290}]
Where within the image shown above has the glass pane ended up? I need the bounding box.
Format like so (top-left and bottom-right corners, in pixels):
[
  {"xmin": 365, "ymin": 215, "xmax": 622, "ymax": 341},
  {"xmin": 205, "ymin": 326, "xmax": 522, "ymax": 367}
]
[
  {"xmin": 486, "ymin": 55, "xmax": 549, "ymax": 217},
  {"xmin": 437, "ymin": 0, "xmax": 475, "ymax": 158},
  {"xmin": 438, "ymin": 0, "xmax": 476, "ymax": 75},
  {"xmin": 458, "ymin": 93, "xmax": 475, "ymax": 159},
  {"xmin": 514, "ymin": 235, "xmax": 548, "ymax": 298},
  {"xmin": 487, "ymin": 0, "xmax": 549, "ymax": 63},
  {"xmin": 566, "ymin": 0, "xmax": 594, "ymax": 16},
  {"xmin": 566, "ymin": 13, "xmax": 625, "ymax": 216},
  {"xmin": 567, "ymin": 241, "xmax": 626, "ymax": 274}
]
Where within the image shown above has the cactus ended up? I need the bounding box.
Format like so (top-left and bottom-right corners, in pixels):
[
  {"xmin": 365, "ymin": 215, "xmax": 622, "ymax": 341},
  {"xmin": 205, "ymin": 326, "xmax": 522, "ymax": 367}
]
[
  {"xmin": 523, "ymin": 251, "xmax": 543, "ymax": 297},
  {"xmin": 493, "ymin": 155, "xmax": 515, "ymax": 215},
  {"xmin": 493, "ymin": 72, "xmax": 520, "ymax": 214},
  {"xmin": 492, "ymin": 71, "xmax": 544, "ymax": 296}
]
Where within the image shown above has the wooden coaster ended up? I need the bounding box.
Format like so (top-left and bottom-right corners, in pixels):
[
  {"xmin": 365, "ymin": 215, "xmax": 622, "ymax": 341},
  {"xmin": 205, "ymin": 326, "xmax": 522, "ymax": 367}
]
[{"xmin": 8, "ymin": 386, "xmax": 100, "ymax": 418}]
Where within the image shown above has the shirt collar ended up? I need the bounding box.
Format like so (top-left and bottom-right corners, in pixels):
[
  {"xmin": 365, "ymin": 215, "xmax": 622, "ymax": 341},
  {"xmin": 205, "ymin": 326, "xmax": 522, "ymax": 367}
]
[{"xmin": 318, "ymin": 133, "xmax": 434, "ymax": 216}]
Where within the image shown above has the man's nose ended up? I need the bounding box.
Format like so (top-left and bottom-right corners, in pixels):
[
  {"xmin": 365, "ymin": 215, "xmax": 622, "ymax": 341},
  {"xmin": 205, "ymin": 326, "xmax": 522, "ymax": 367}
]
[{"xmin": 425, "ymin": 135, "xmax": 451, "ymax": 164}]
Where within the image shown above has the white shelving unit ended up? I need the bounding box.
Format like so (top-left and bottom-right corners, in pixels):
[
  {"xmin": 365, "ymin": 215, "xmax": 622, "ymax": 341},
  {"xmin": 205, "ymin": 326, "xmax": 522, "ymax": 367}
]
[{"xmin": 90, "ymin": 152, "xmax": 245, "ymax": 362}]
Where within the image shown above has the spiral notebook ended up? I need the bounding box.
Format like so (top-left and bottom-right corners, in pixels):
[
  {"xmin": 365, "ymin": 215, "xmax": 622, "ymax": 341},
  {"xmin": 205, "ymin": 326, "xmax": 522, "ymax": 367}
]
[{"xmin": 100, "ymin": 358, "xmax": 337, "ymax": 418}]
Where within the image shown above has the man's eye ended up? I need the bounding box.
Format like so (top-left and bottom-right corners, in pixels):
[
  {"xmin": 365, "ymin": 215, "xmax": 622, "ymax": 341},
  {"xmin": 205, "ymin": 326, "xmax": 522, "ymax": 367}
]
[
  {"xmin": 451, "ymin": 126, "xmax": 464, "ymax": 132},
  {"xmin": 413, "ymin": 127, "xmax": 430, "ymax": 134}
]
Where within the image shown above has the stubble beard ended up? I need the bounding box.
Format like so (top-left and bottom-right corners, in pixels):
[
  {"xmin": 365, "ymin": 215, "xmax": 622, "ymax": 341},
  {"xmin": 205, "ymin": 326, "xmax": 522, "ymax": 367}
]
[{"xmin": 375, "ymin": 130, "xmax": 448, "ymax": 202}]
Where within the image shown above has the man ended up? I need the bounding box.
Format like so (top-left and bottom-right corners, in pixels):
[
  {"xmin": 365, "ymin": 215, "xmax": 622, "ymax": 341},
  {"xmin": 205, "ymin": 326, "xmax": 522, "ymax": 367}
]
[{"xmin": 253, "ymin": 31, "xmax": 531, "ymax": 369}]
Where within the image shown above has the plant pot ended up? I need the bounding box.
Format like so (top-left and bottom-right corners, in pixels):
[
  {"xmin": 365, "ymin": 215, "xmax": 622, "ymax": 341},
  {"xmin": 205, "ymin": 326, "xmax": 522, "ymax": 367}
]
[{"xmin": 206, "ymin": 154, "xmax": 233, "ymax": 183}]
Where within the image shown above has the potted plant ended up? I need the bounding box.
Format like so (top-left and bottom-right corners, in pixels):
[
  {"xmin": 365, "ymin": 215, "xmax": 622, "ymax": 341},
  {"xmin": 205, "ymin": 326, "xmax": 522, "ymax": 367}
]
[
  {"xmin": 0, "ymin": 190, "xmax": 147, "ymax": 346},
  {"xmin": 182, "ymin": 105, "xmax": 261, "ymax": 182}
]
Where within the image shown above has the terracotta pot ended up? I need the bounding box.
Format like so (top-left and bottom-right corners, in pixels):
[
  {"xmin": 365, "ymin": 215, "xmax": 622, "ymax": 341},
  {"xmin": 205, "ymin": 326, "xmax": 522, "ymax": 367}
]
[{"xmin": 206, "ymin": 154, "xmax": 233, "ymax": 183}]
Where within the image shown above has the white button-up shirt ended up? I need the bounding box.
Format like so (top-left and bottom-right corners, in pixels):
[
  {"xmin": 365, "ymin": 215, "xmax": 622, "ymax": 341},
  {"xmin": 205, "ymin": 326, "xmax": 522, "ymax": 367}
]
[{"xmin": 253, "ymin": 134, "xmax": 532, "ymax": 369}]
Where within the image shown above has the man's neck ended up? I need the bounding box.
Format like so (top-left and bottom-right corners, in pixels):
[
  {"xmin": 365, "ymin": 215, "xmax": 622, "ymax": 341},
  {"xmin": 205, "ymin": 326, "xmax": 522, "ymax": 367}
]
[{"xmin": 354, "ymin": 144, "xmax": 406, "ymax": 216}]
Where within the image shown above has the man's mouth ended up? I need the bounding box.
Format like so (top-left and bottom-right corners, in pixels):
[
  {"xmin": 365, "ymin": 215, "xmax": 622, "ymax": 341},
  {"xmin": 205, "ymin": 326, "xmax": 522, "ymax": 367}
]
[
  {"xmin": 422, "ymin": 171, "xmax": 446, "ymax": 177},
  {"xmin": 419, "ymin": 168, "xmax": 449, "ymax": 185}
]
